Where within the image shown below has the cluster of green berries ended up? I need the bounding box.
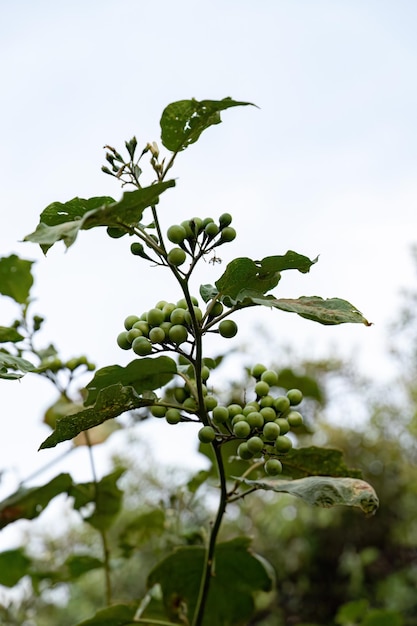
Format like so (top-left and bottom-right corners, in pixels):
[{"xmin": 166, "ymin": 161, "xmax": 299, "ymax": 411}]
[
  {"xmin": 199, "ymin": 363, "xmax": 304, "ymax": 476},
  {"xmin": 117, "ymin": 297, "xmax": 238, "ymax": 356}
]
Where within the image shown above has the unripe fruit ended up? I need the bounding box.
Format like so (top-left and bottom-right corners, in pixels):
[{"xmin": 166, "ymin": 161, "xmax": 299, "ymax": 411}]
[
  {"xmin": 274, "ymin": 418, "xmax": 290, "ymax": 435},
  {"xmin": 264, "ymin": 459, "xmax": 283, "ymax": 476},
  {"xmin": 228, "ymin": 404, "xmax": 244, "ymax": 418},
  {"xmin": 261, "ymin": 369, "xmax": 279, "ymax": 386},
  {"xmin": 231, "ymin": 414, "xmax": 246, "ymax": 425},
  {"xmin": 132, "ymin": 337, "xmax": 153, "ymax": 356},
  {"xmin": 133, "ymin": 321, "xmax": 149, "ymax": 336},
  {"xmin": 167, "ymin": 224, "xmax": 187, "ymax": 244},
  {"xmin": 219, "ymin": 212, "xmax": 232, "ymax": 228},
  {"xmin": 287, "ymin": 388, "xmax": 303, "ymax": 406},
  {"xmin": 147, "ymin": 308, "xmax": 165, "ymax": 327},
  {"xmin": 127, "ymin": 328, "xmax": 143, "ymax": 342},
  {"xmin": 168, "ymin": 324, "xmax": 188, "ymax": 344},
  {"xmin": 219, "ymin": 226, "xmax": 236, "ymax": 242},
  {"xmin": 180, "ymin": 220, "xmax": 194, "ymax": 238},
  {"xmin": 165, "ymin": 409, "xmax": 181, "ymax": 424},
  {"xmin": 201, "ymin": 365, "xmax": 210, "ymax": 381},
  {"xmin": 155, "ymin": 300, "xmax": 168, "ymax": 310},
  {"xmin": 246, "ymin": 411, "xmax": 264, "ymax": 429},
  {"xmin": 117, "ymin": 331, "xmax": 131, "ymax": 350},
  {"xmin": 183, "ymin": 397, "xmax": 197, "ymax": 411},
  {"xmin": 204, "ymin": 222, "xmax": 220, "ymax": 238},
  {"xmin": 238, "ymin": 442, "xmax": 254, "ymax": 460},
  {"xmin": 130, "ymin": 242, "xmax": 145, "ymax": 256},
  {"xmin": 198, "ymin": 426, "xmax": 216, "ymax": 443},
  {"xmin": 168, "ymin": 247, "xmax": 187, "ymax": 267},
  {"xmin": 149, "ymin": 327, "xmax": 166, "ymax": 344},
  {"xmin": 260, "ymin": 395, "xmax": 274, "ymax": 408},
  {"xmin": 151, "ymin": 405, "xmax": 167, "ymax": 418},
  {"xmin": 246, "ymin": 436, "xmax": 264, "ymax": 454},
  {"xmin": 162, "ymin": 303, "xmax": 176, "ymax": 320},
  {"xmin": 189, "ymin": 217, "xmax": 203, "ymax": 234},
  {"xmin": 251, "ymin": 363, "xmax": 267, "ymax": 379},
  {"xmin": 124, "ymin": 315, "xmax": 140, "ymax": 330},
  {"xmin": 287, "ymin": 410, "xmax": 303, "ymax": 427},
  {"xmin": 209, "ymin": 301, "xmax": 224, "ymax": 318},
  {"xmin": 170, "ymin": 308, "xmax": 188, "ymax": 325},
  {"xmin": 254, "ymin": 380, "xmax": 270, "ymax": 397},
  {"xmin": 260, "ymin": 407, "xmax": 277, "ymax": 422},
  {"xmin": 174, "ymin": 387, "xmax": 188, "ymax": 403},
  {"xmin": 218, "ymin": 319, "xmax": 238, "ymax": 338},
  {"xmin": 233, "ymin": 421, "xmax": 251, "ymax": 438},
  {"xmin": 212, "ymin": 405, "xmax": 229, "ymax": 424},
  {"xmin": 204, "ymin": 395, "xmax": 218, "ymax": 411},
  {"xmin": 274, "ymin": 396, "xmax": 291, "ymax": 414},
  {"xmin": 275, "ymin": 435, "xmax": 293, "ymax": 453},
  {"xmin": 263, "ymin": 422, "xmax": 281, "ymax": 440}
]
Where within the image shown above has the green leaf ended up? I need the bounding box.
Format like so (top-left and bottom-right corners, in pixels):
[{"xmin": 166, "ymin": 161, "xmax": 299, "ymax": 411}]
[
  {"xmin": 187, "ymin": 469, "xmax": 211, "ymax": 493},
  {"xmin": 147, "ymin": 537, "xmax": 274, "ymax": 626},
  {"xmin": 335, "ymin": 599, "xmax": 369, "ymax": 624},
  {"xmin": 64, "ymin": 554, "xmax": 104, "ymax": 579},
  {"xmin": 238, "ymin": 476, "xmax": 379, "ymax": 516},
  {"xmin": 362, "ymin": 609, "xmax": 404, "ymax": 626},
  {"xmin": 268, "ymin": 296, "xmax": 372, "ymax": 325},
  {"xmin": 0, "ymin": 326, "xmax": 24, "ymax": 343},
  {"xmin": 0, "ymin": 352, "xmax": 34, "ymax": 379},
  {"xmin": 0, "ymin": 254, "xmax": 34, "ymax": 304},
  {"xmin": 75, "ymin": 603, "xmax": 139, "ymax": 626},
  {"xmin": 24, "ymin": 182, "xmax": 175, "ymax": 253},
  {"xmin": 39, "ymin": 384, "xmax": 148, "ymax": 449},
  {"xmin": 119, "ymin": 509, "xmax": 166, "ymax": 557},
  {"xmin": 0, "ymin": 473, "xmax": 73, "ymax": 529},
  {"xmin": 0, "ymin": 548, "xmax": 32, "ymax": 586},
  {"xmin": 85, "ymin": 357, "xmax": 177, "ymax": 406},
  {"xmin": 160, "ymin": 97, "xmax": 255, "ymax": 152},
  {"xmin": 281, "ymin": 447, "xmax": 362, "ymax": 479},
  {"xmin": 73, "ymin": 468, "xmax": 125, "ymax": 531},
  {"xmin": 257, "ymin": 251, "xmax": 318, "ymax": 274},
  {"xmin": 216, "ymin": 257, "xmax": 281, "ymax": 300}
]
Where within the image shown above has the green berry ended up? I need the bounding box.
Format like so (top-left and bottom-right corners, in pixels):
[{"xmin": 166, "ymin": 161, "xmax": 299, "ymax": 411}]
[
  {"xmin": 254, "ymin": 380, "xmax": 270, "ymax": 397},
  {"xmin": 170, "ymin": 308, "xmax": 188, "ymax": 325},
  {"xmin": 201, "ymin": 365, "xmax": 210, "ymax": 381},
  {"xmin": 127, "ymin": 328, "xmax": 143, "ymax": 343},
  {"xmin": 198, "ymin": 426, "xmax": 216, "ymax": 443},
  {"xmin": 246, "ymin": 411, "xmax": 264, "ymax": 429},
  {"xmin": 212, "ymin": 405, "xmax": 229, "ymax": 424},
  {"xmin": 287, "ymin": 388, "xmax": 303, "ymax": 406},
  {"xmin": 219, "ymin": 226, "xmax": 236, "ymax": 242},
  {"xmin": 132, "ymin": 336, "xmax": 153, "ymax": 356},
  {"xmin": 219, "ymin": 213, "xmax": 232, "ymax": 228},
  {"xmin": 204, "ymin": 395, "xmax": 218, "ymax": 411},
  {"xmin": 117, "ymin": 331, "xmax": 131, "ymax": 350},
  {"xmin": 274, "ymin": 396, "xmax": 291, "ymax": 414},
  {"xmin": 263, "ymin": 422, "xmax": 281, "ymax": 440},
  {"xmin": 162, "ymin": 303, "xmax": 176, "ymax": 320},
  {"xmin": 124, "ymin": 315, "xmax": 140, "ymax": 330},
  {"xmin": 218, "ymin": 319, "xmax": 238, "ymax": 338},
  {"xmin": 231, "ymin": 414, "xmax": 246, "ymax": 425},
  {"xmin": 275, "ymin": 435, "xmax": 293, "ymax": 453},
  {"xmin": 260, "ymin": 407, "xmax": 277, "ymax": 422},
  {"xmin": 233, "ymin": 421, "xmax": 251, "ymax": 438},
  {"xmin": 237, "ymin": 442, "xmax": 254, "ymax": 460},
  {"xmin": 133, "ymin": 321, "xmax": 149, "ymax": 336},
  {"xmin": 251, "ymin": 363, "xmax": 267, "ymax": 379},
  {"xmin": 183, "ymin": 397, "xmax": 197, "ymax": 411},
  {"xmin": 155, "ymin": 300, "xmax": 168, "ymax": 310},
  {"xmin": 147, "ymin": 308, "xmax": 165, "ymax": 327},
  {"xmin": 168, "ymin": 324, "xmax": 188, "ymax": 344},
  {"xmin": 151, "ymin": 405, "xmax": 167, "ymax": 418},
  {"xmin": 174, "ymin": 387, "xmax": 188, "ymax": 403},
  {"xmin": 204, "ymin": 222, "xmax": 220, "ymax": 238},
  {"xmin": 246, "ymin": 436, "xmax": 264, "ymax": 455},
  {"xmin": 287, "ymin": 410, "xmax": 303, "ymax": 427},
  {"xmin": 149, "ymin": 327, "xmax": 166, "ymax": 344},
  {"xmin": 209, "ymin": 301, "xmax": 224, "ymax": 318},
  {"xmin": 165, "ymin": 409, "xmax": 181, "ymax": 424},
  {"xmin": 228, "ymin": 403, "xmax": 244, "ymax": 418},
  {"xmin": 167, "ymin": 224, "xmax": 187, "ymax": 244},
  {"xmin": 274, "ymin": 418, "xmax": 290, "ymax": 435},
  {"xmin": 130, "ymin": 242, "xmax": 145, "ymax": 256},
  {"xmin": 261, "ymin": 369, "xmax": 279, "ymax": 386},
  {"xmin": 264, "ymin": 459, "xmax": 283, "ymax": 475},
  {"xmin": 168, "ymin": 247, "xmax": 187, "ymax": 267}
]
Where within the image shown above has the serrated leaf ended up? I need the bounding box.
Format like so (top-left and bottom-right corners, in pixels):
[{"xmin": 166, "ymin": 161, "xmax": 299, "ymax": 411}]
[
  {"xmin": 85, "ymin": 356, "xmax": 177, "ymax": 406},
  {"xmin": 0, "ymin": 352, "xmax": 34, "ymax": 379},
  {"xmin": 0, "ymin": 326, "xmax": 24, "ymax": 343},
  {"xmin": 147, "ymin": 537, "xmax": 274, "ymax": 626},
  {"xmin": 75, "ymin": 603, "xmax": 139, "ymax": 626},
  {"xmin": 0, "ymin": 549, "xmax": 32, "ymax": 586},
  {"xmin": 0, "ymin": 473, "xmax": 73, "ymax": 529},
  {"xmin": 281, "ymin": 447, "xmax": 362, "ymax": 479},
  {"xmin": 238, "ymin": 476, "xmax": 379, "ymax": 516},
  {"xmin": 0, "ymin": 254, "xmax": 34, "ymax": 304},
  {"xmin": 39, "ymin": 384, "xmax": 147, "ymax": 449},
  {"xmin": 215, "ymin": 257, "xmax": 281, "ymax": 299},
  {"xmin": 160, "ymin": 97, "xmax": 255, "ymax": 152},
  {"xmin": 24, "ymin": 182, "xmax": 174, "ymax": 253}
]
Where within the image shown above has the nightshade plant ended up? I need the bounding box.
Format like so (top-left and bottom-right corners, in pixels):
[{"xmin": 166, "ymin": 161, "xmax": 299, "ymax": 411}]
[{"xmin": 0, "ymin": 98, "xmax": 378, "ymax": 626}]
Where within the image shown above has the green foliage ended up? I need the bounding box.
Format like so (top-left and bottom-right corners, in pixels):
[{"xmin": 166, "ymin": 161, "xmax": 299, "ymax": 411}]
[{"xmin": 0, "ymin": 97, "xmax": 379, "ymax": 626}]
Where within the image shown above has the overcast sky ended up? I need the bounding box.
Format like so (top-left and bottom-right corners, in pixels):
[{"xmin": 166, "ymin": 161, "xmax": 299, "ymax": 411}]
[{"xmin": 1, "ymin": 1, "xmax": 417, "ymax": 536}]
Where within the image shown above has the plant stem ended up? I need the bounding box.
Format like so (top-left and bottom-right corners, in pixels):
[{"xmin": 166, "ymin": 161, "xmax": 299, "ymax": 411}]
[{"xmin": 191, "ymin": 443, "xmax": 228, "ymax": 626}]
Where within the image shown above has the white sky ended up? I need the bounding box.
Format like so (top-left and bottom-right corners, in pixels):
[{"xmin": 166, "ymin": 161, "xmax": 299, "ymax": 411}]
[{"xmin": 1, "ymin": 1, "xmax": 417, "ymax": 541}]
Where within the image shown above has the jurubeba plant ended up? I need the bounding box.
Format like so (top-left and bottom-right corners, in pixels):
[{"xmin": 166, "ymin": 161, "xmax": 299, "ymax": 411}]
[{"xmin": 0, "ymin": 98, "xmax": 379, "ymax": 626}]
